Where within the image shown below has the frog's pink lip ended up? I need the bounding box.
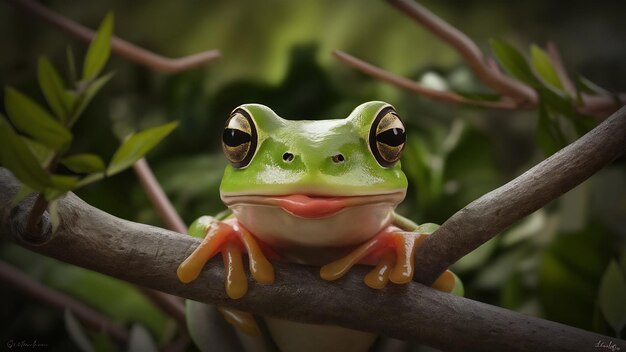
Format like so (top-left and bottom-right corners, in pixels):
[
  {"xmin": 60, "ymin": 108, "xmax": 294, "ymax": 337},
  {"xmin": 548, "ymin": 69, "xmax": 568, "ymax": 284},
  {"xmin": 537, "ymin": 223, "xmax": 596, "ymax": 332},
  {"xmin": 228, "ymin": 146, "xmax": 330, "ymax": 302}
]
[{"xmin": 221, "ymin": 192, "xmax": 405, "ymax": 219}]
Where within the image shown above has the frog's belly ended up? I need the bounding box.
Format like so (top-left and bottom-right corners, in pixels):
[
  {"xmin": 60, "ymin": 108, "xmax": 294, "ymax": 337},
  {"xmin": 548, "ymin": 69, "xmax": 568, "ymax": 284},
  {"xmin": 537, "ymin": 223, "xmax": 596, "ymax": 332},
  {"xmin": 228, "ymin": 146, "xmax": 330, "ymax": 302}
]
[{"xmin": 229, "ymin": 203, "xmax": 394, "ymax": 249}]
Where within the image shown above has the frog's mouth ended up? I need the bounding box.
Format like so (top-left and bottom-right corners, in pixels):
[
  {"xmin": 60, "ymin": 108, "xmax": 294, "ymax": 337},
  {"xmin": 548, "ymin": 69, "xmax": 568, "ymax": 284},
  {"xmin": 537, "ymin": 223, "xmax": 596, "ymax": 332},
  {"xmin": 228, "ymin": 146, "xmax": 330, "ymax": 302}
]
[{"xmin": 221, "ymin": 192, "xmax": 405, "ymax": 219}]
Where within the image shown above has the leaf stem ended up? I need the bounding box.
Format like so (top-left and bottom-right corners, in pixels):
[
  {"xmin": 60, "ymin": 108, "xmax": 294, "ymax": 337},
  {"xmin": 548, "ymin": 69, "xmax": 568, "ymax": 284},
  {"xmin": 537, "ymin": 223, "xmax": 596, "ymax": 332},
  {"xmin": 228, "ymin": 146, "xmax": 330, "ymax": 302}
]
[{"xmin": 24, "ymin": 155, "xmax": 59, "ymax": 241}]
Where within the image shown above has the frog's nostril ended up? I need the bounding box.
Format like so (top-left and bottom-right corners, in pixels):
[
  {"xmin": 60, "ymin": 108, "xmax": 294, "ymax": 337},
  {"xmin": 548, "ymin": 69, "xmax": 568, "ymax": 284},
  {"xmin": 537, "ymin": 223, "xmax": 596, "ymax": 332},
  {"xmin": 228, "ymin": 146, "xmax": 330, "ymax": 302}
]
[
  {"xmin": 282, "ymin": 152, "xmax": 295, "ymax": 163},
  {"xmin": 331, "ymin": 154, "xmax": 345, "ymax": 163}
]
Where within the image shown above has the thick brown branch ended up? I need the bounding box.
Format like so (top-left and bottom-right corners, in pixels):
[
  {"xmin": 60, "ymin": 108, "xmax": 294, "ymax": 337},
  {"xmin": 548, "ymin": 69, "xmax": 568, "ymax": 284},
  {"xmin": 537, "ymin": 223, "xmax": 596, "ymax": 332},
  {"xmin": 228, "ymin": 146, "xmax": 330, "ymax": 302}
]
[
  {"xmin": 385, "ymin": 0, "xmax": 537, "ymax": 104},
  {"xmin": 4, "ymin": 0, "xmax": 220, "ymax": 73},
  {"xmin": 413, "ymin": 105, "xmax": 626, "ymax": 285},
  {"xmin": 1, "ymin": 170, "xmax": 624, "ymax": 352},
  {"xmin": 0, "ymin": 260, "xmax": 129, "ymax": 344}
]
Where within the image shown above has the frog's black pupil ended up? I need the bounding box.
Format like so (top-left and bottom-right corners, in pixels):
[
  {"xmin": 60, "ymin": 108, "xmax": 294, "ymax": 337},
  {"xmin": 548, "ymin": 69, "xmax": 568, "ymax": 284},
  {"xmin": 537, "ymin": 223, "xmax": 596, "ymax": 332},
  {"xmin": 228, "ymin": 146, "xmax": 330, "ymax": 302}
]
[
  {"xmin": 223, "ymin": 128, "xmax": 251, "ymax": 147},
  {"xmin": 376, "ymin": 128, "xmax": 405, "ymax": 146}
]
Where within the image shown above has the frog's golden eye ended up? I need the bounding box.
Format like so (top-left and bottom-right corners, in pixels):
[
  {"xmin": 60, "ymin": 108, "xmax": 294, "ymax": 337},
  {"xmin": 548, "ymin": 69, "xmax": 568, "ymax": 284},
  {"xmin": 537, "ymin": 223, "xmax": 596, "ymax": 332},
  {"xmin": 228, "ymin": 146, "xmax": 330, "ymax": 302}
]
[
  {"xmin": 222, "ymin": 109, "xmax": 257, "ymax": 168},
  {"xmin": 369, "ymin": 107, "xmax": 406, "ymax": 167}
]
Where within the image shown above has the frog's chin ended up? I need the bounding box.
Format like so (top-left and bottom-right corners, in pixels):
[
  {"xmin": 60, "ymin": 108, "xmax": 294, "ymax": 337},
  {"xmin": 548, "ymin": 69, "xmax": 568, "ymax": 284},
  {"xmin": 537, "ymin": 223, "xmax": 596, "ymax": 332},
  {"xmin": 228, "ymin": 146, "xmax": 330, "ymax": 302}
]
[{"xmin": 220, "ymin": 192, "xmax": 405, "ymax": 248}]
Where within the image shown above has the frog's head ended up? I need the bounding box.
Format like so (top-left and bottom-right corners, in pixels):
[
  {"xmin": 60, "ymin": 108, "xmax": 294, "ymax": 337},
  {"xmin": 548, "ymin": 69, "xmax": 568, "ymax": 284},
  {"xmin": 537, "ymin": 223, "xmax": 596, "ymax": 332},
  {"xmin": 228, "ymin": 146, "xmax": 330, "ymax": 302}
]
[{"xmin": 219, "ymin": 102, "xmax": 409, "ymax": 248}]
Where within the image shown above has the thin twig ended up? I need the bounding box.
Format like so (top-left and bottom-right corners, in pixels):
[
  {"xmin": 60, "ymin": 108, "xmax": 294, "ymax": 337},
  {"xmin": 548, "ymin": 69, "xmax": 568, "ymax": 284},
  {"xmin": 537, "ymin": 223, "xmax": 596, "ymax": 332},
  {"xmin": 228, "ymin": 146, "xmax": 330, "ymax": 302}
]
[
  {"xmin": 0, "ymin": 260, "xmax": 129, "ymax": 344},
  {"xmin": 4, "ymin": 0, "xmax": 220, "ymax": 73},
  {"xmin": 133, "ymin": 158, "xmax": 187, "ymax": 234},
  {"xmin": 334, "ymin": 50, "xmax": 522, "ymax": 110},
  {"xmin": 413, "ymin": 105, "xmax": 626, "ymax": 285},
  {"xmin": 384, "ymin": 0, "xmax": 537, "ymax": 104},
  {"xmin": 546, "ymin": 41, "xmax": 576, "ymax": 96}
]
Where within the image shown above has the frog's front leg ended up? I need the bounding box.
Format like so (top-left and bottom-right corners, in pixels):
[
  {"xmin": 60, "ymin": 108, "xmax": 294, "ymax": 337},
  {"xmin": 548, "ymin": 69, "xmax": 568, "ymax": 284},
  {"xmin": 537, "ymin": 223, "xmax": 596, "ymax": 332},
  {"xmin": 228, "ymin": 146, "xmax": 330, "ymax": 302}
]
[
  {"xmin": 320, "ymin": 226, "xmax": 456, "ymax": 293},
  {"xmin": 177, "ymin": 217, "xmax": 275, "ymax": 299}
]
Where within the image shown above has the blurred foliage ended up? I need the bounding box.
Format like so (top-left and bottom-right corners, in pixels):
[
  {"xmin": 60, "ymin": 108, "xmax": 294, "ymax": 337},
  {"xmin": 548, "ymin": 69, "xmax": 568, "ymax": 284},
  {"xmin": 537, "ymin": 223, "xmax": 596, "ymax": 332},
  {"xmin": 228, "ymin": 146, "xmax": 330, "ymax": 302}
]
[{"xmin": 0, "ymin": 0, "xmax": 625, "ymax": 350}]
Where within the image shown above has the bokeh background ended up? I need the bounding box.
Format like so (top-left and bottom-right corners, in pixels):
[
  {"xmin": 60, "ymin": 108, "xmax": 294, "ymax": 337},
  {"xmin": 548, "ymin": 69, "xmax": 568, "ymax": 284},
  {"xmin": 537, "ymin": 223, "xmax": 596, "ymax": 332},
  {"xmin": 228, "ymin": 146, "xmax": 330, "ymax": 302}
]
[{"xmin": 1, "ymin": 0, "xmax": 625, "ymax": 350}]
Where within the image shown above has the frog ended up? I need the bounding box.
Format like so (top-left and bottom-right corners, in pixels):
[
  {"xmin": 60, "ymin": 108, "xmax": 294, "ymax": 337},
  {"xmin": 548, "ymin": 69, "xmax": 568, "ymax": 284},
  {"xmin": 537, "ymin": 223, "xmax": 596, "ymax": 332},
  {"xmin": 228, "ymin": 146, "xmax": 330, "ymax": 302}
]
[{"xmin": 176, "ymin": 101, "xmax": 462, "ymax": 349}]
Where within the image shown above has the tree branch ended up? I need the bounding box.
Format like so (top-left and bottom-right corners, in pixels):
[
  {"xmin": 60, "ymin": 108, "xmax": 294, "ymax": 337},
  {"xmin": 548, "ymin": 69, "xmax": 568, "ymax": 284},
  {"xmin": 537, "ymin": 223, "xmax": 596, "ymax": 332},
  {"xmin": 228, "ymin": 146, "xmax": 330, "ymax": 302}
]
[
  {"xmin": 334, "ymin": 0, "xmax": 626, "ymax": 114},
  {"xmin": 384, "ymin": 0, "xmax": 537, "ymax": 104},
  {"xmin": 1, "ymin": 170, "xmax": 624, "ymax": 351},
  {"xmin": 333, "ymin": 50, "xmax": 522, "ymax": 110},
  {"xmin": 4, "ymin": 0, "xmax": 220, "ymax": 73},
  {"xmin": 413, "ymin": 104, "xmax": 626, "ymax": 285}
]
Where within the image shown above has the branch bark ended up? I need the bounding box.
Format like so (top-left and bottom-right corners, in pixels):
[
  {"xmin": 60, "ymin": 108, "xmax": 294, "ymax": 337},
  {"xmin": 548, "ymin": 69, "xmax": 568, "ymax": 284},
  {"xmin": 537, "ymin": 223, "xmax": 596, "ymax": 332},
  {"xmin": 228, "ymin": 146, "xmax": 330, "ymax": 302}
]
[
  {"xmin": 413, "ymin": 105, "xmax": 626, "ymax": 285},
  {"xmin": 4, "ymin": 0, "xmax": 220, "ymax": 73},
  {"xmin": 1, "ymin": 170, "xmax": 624, "ymax": 352}
]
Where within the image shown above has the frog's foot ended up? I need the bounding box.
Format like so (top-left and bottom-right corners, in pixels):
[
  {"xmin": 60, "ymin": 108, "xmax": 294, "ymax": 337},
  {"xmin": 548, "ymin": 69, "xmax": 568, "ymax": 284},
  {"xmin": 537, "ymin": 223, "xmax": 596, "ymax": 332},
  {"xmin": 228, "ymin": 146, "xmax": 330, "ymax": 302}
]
[
  {"xmin": 320, "ymin": 229, "xmax": 456, "ymax": 292},
  {"xmin": 177, "ymin": 219, "xmax": 275, "ymax": 299}
]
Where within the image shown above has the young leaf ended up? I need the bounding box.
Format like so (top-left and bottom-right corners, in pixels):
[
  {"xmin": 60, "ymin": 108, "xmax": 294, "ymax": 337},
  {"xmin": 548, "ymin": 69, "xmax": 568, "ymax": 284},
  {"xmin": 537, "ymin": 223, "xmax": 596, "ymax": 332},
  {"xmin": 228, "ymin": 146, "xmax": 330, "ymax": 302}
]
[
  {"xmin": 75, "ymin": 172, "xmax": 105, "ymax": 189},
  {"xmin": 67, "ymin": 46, "xmax": 78, "ymax": 87},
  {"xmin": 69, "ymin": 72, "xmax": 114, "ymax": 127},
  {"xmin": 576, "ymin": 75, "xmax": 612, "ymax": 96},
  {"xmin": 45, "ymin": 175, "xmax": 79, "ymax": 201},
  {"xmin": 107, "ymin": 122, "xmax": 178, "ymax": 176},
  {"xmin": 4, "ymin": 87, "xmax": 72, "ymax": 151},
  {"xmin": 62, "ymin": 154, "xmax": 106, "ymax": 173},
  {"xmin": 11, "ymin": 184, "xmax": 35, "ymax": 208},
  {"xmin": 21, "ymin": 137, "xmax": 54, "ymax": 165},
  {"xmin": 0, "ymin": 115, "xmax": 51, "ymax": 191},
  {"xmin": 64, "ymin": 309, "xmax": 96, "ymax": 352},
  {"xmin": 490, "ymin": 38, "xmax": 538, "ymax": 86},
  {"xmin": 38, "ymin": 56, "xmax": 69, "ymax": 123},
  {"xmin": 599, "ymin": 261, "xmax": 626, "ymax": 335},
  {"xmin": 50, "ymin": 174, "xmax": 79, "ymax": 192},
  {"xmin": 83, "ymin": 12, "xmax": 114, "ymax": 80},
  {"xmin": 530, "ymin": 45, "xmax": 564, "ymax": 90}
]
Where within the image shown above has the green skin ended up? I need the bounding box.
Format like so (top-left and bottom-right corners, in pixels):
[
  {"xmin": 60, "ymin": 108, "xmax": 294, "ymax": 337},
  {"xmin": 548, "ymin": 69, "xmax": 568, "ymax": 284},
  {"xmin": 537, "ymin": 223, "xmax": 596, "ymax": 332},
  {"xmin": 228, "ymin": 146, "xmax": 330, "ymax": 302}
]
[{"xmin": 220, "ymin": 102, "xmax": 407, "ymax": 196}]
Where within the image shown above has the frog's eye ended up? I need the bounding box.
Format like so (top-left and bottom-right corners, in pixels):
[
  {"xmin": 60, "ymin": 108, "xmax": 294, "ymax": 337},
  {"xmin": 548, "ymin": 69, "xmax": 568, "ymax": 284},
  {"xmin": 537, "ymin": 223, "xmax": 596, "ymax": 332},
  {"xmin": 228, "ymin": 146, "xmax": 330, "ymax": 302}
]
[
  {"xmin": 222, "ymin": 109, "xmax": 258, "ymax": 168},
  {"xmin": 369, "ymin": 107, "xmax": 406, "ymax": 167}
]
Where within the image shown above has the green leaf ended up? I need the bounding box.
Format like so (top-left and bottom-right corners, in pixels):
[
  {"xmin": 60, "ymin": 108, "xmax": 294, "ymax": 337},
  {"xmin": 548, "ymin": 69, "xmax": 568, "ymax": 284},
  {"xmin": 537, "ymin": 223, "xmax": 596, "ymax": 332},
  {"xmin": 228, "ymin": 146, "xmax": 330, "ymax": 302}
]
[
  {"xmin": 0, "ymin": 115, "xmax": 51, "ymax": 191},
  {"xmin": 107, "ymin": 121, "xmax": 179, "ymax": 176},
  {"xmin": 599, "ymin": 261, "xmax": 626, "ymax": 335},
  {"xmin": 49, "ymin": 199, "xmax": 61, "ymax": 233},
  {"xmin": 62, "ymin": 154, "xmax": 106, "ymax": 173},
  {"xmin": 69, "ymin": 72, "xmax": 114, "ymax": 126},
  {"xmin": 92, "ymin": 332, "xmax": 116, "ymax": 352},
  {"xmin": 11, "ymin": 184, "xmax": 35, "ymax": 208},
  {"xmin": 490, "ymin": 38, "xmax": 538, "ymax": 86},
  {"xmin": 45, "ymin": 175, "xmax": 79, "ymax": 201},
  {"xmin": 50, "ymin": 174, "xmax": 79, "ymax": 192},
  {"xmin": 536, "ymin": 102, "xmax": 566, "ymax": 156},
  {"xmin": 64, "ymin": 309, "xmax": 95, "ymax": 352},
  {"xmin": 21, "ymin": 137, "xmax": 54, "ymax": 165},
  {"xmin": 75, "ymin": 172, "xmax": 105, "ymax": 189},
  {"xmin": 67, "ymin": 46, "xmax": 78, "ymax": 87},
  {"xmin": 530, "ymin": 45, "xmax": 564, "ymax": 90},
  {"xmin": 83, "ymin": 12, "xmax": 114, "ymax": 80},
  {"xmin": 576, "ymin": 75, "xmax": 612, "ymax": 96},
  {"xmin": 38, "ymin": 56, "xmax": 70, "ymax": 123},
  {"xmin": 4, "ymin": 87, "xmax": 72, "ymax": 151}
]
